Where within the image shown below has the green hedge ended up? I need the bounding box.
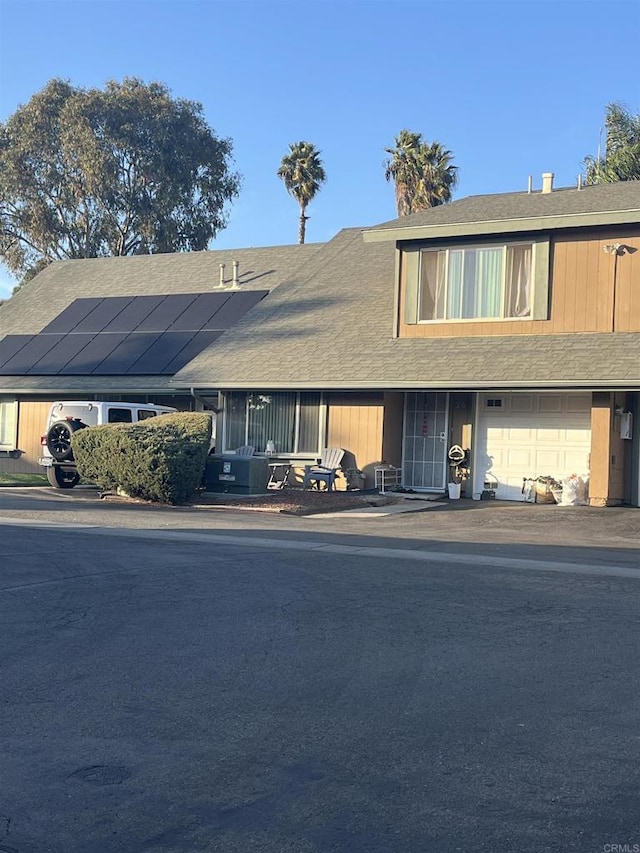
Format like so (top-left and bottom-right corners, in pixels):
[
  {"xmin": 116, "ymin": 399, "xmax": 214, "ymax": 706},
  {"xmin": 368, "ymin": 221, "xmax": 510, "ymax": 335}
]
[{"xmin": 72, "ymin": 412, "xmax": 212, "ymax": 504}]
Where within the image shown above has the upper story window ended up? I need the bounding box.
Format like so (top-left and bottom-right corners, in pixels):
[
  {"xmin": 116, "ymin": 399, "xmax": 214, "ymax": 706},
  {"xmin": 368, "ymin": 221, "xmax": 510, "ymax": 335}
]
[{"xmin": 419, "ymin": 243, "xmax": 532, "ymax": 322}]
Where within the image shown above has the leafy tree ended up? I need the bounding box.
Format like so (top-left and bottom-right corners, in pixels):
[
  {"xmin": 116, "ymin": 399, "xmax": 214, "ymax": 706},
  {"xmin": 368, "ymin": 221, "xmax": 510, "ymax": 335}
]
[
  {"xmin": 584, "ymin": 102, "xmax": 640, "ymax": 184},
  {"xmin": 384, "ymin": 129, "xmax": 458, "ymax": 216},
  {"xmin": 277, "ymin": 141, "xmax": 326, "ymax": 244},
  {"xmin": 0, "ymin": 78, "xmax": 241, "ymax": 283}
]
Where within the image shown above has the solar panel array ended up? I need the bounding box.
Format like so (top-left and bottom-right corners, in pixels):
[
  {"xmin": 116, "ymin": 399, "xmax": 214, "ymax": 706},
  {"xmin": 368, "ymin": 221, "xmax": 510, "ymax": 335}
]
[{"xmin": 0, "ymin": 291, "xmax": 267, "ymax": 376}]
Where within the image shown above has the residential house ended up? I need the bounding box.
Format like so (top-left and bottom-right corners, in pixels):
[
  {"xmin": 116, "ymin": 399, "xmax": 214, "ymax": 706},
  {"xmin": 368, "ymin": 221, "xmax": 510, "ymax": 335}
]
[{"xmin": 1, "ymin": 177, "xmax": 639, "ymax": 505}]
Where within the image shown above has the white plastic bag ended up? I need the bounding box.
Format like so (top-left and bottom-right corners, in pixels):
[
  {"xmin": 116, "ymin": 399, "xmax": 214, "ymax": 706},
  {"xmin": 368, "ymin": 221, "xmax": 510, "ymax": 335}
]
[
  {"xmin": 522, "ymin": 479, "xmax": 536, "ymax": 503},
  {"xmin": 556, "ymin": 474, "xmax": 588, "ymax": 506}
]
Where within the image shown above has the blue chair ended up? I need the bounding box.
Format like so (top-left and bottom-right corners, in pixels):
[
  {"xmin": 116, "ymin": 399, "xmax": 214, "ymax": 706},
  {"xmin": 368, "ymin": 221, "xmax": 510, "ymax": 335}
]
[{"xmin": 303, "ymin": 447, "xmax": 345, "ymax": 491}]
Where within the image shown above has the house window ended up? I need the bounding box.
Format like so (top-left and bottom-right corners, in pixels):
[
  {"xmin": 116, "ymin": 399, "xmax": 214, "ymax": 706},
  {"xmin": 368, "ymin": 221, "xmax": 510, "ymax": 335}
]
[
  {"xmin": 419, "ymin": 243, "xmax": 532, "ymax": 321},
  {"xmin": 485, "ymin": 398, "xmax": 503, "ymax": 409},
  {"xmin": 0, "ymin": 397, "xmax": 18, "ymax": 451},
  {"xmin": 223, "ymin": 392, "xmax": 323, "ymax": 455}
]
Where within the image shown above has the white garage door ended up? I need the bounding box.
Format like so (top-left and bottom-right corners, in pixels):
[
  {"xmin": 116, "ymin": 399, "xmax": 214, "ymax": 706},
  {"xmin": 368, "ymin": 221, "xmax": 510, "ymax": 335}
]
[{"xmin": 475, "ymin": 393, "xmax": 591, "ymax": 501}]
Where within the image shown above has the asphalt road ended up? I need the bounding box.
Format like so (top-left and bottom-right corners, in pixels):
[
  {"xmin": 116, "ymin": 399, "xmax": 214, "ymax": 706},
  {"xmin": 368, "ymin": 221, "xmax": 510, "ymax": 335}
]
[{"xmin": 1, "ymin": 492, "xmax": 639, "ymax": 852}]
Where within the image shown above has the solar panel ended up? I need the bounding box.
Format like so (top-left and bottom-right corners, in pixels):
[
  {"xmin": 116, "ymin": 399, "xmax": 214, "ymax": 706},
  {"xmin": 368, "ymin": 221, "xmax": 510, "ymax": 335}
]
[
  {"xmin": 2, "ymin": 289, "xmax": 270, "ymax": 377},
  {"xmin": 168, "ymin": 293, "xmax": 231, "ymax": 331},
  {"xmin": 100, "ymin": 295, "xmax": 166, "ymax": 333},
  {"xmin": 72, "ymin": 296, "xmax": 135, "ymax": 333},
  {"xmin": 91, "ymin": 333, "xmax": 158, "ymax": 374},
  {"xmin": 204, "ymin": 290, "xmax": 267, "ymax": 329},
  {"xmin": 27, "ymin": 333, "xmax": 96, "ymax": 375},
  {"xmin": 126, "ymin": 331, "xmax": 195, "ymax": 374},
  {"xmin": 40, "ymin": 298, "xmax": 104, "ymax": 333},
  {"xmin": 162, "ymin": 330, "xmax": 223, "ymax": 374},
  {"xmin": 63, "ymin": 333, "xmax": 129, "ymax": 374},
  {"xmin": 0, "ymin": 334, "xmax": 64, "ymax": 374},
  {"xmin": 0, "ymin": 335, "xmax": 35, "ymax": 371},
  {"xmin": 134, "ymin": 294, "xmax": 199, "ymax": 332}
]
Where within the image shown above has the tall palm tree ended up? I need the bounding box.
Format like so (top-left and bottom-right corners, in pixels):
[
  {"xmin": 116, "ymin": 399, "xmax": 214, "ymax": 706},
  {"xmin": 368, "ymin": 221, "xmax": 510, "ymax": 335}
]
[
  {"xmin": 584, "ymin": 102, "xmax": 640, "ymax": 184},
  {"xmin": 384, "ymin": 130, "xmax": 422, "ymax": 216},
  {"xmin": 277, "ymin": 141, "xmax": 326, "ymax": 244},
  {"xmin": 385, "ymin": 130, "xmax": 458, "ymax": 216}
]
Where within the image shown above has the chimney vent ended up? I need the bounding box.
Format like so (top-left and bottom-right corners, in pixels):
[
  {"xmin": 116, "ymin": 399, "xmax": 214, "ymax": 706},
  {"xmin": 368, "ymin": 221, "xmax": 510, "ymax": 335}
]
[
  {"xmin": 218, "ymin": 263, "xmax": 226, "ymax": 288},
  {"xmin": 541, "ymin": 172, "xmax": 554, "ymax": 194},
  {"xmin": 527, "ymin": 175, "xmax": 533, "ymax": 193},
  {"xmin": 232, "ymin": 260, "xmax": 240, "ymax": 289}
]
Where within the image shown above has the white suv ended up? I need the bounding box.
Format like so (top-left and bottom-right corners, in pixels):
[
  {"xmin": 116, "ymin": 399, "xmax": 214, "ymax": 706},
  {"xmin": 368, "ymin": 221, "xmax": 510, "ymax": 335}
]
[{"xmin": 39, "ymin": 400, "xmax": 177, "ymax": 489}]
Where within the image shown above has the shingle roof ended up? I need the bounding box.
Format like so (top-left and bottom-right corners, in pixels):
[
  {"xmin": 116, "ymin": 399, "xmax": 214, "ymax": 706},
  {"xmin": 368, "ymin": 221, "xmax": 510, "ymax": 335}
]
[
  {"xmin": 364, "ymin": 180, "xmax": 640, "ymax": 236},
  {"xmin": 0, "ymin": 243, "xmax": 320, "ymax": 336},
  {"xmin": 0, "ymin": 374, "xmax": 179, "ymax": 394},
  {"xmin": 2, "ymin": 183, "xmax": 640, "ymax": 395},
  {"xmin": 173, "ymin": 227, "xmax": 640, "ymax": 391},
  {"xmin": 0, "ymin": 243, "xmax": 319, "ymax": 392}
]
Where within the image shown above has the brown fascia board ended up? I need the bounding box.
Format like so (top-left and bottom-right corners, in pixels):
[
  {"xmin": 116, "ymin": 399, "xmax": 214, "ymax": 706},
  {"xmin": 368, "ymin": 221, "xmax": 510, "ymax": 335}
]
[{"xmin": 362, "ymin": 208, "xmax": 640, "ymax": 243}]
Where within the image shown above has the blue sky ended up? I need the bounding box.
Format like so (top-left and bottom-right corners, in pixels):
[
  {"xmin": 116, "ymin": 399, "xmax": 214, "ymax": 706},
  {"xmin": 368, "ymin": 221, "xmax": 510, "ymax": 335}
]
[{"xmin": 0, "ymin": 0, "xmax": 638, "ymax": 299}]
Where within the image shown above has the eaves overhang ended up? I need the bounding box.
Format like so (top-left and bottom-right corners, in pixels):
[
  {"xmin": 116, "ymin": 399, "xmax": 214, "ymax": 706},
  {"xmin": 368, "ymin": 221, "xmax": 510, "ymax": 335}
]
[
  {"xmin": 0, "ymin": 378, "xmax": 177, "ymax": 395},
  {"xmin": 173, "ymin": 379, "xmax": 640, "ymax": 393},
  {"xmin": 362, "ymin": 208, "xmax": 640, "ymax": 243}
]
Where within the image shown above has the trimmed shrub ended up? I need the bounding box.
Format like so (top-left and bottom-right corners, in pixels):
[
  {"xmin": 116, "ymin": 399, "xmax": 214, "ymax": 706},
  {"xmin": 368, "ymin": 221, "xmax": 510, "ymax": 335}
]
[{"xmin": 72, "ymin": 412, "xmax": 212, "ymax": 504}]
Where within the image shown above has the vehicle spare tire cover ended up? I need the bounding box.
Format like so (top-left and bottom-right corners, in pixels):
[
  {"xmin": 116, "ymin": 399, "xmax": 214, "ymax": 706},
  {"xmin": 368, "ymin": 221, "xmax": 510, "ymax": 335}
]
[{"xmin": 46, "ymin": 419, "xmax": 86, "ymax": 462}]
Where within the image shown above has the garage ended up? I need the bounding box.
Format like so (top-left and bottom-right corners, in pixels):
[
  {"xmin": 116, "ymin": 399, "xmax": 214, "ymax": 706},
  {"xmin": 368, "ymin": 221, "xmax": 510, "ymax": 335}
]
[{"xmin": 474, "ymin": 393, "xmax": 592, "ymax": 501}]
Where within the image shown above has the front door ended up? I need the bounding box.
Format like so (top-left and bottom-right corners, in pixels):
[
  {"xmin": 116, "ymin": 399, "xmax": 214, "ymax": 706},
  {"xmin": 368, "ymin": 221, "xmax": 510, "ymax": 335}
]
[{"xmin": 402, "ymin": 392, "xmax": 449, "ymax": 490}]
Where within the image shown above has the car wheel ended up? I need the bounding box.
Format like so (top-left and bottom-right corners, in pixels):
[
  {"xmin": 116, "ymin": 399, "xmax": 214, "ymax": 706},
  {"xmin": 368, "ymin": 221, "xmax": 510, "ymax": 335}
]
[
  {"xmin": 46, "ymin": 419, "xmax": 85, "ymax": 462},
  {"xmin": 46, "ymin": 466, "xmax": 80, "ymax": 489}
]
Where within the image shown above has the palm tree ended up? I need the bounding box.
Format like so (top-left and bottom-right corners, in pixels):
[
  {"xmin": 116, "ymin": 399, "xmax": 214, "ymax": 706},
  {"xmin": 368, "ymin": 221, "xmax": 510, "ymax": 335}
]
[
  {"xmin": 277, "ymin": 141, "xmax": 326, "ymax": 244},
  {"xmin": 384, "ymin": 130, "xmax": 422, "ymax": 216},
  {"xmin": 385, "ymin": 130, "xmax": 458, "ymax": 216},
  {"xmin": 584, "ymin": 102, "xmax": 640, "ymax": 184}
]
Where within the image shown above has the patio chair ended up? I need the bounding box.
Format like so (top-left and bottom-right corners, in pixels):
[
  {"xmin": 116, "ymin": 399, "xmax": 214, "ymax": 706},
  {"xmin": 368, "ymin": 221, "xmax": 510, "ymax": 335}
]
[
  {"xmin": 303, "ymin": 447, "xmax": 345, "ymax": 491},
  {"xmin": 234, "ymin": 445, "xmax": 255, "ymax": 456}
]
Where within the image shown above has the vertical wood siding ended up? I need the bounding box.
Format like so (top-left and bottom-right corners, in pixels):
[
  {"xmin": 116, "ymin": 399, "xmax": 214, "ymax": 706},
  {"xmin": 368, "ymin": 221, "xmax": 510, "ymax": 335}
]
[
  {"xmin": 327, "ymin": 395, "xmax": 384, "ymax": 487},
  {"xmin": 1, "ymin": 401, "xmax": 51, "ymax": 474},
  {"xmin": 399, "ymin": 228, "xmax": 640, "ymax": 337}
]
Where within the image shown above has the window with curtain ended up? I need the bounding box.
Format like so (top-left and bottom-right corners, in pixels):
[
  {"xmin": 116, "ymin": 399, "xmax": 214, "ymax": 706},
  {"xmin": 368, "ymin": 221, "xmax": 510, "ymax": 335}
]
[
  {"xmin": 0, "ymin": 398, "xmax": 18, "ymax": 450},
  {"xmin": 223, "ymin": 392, "xmax": 323, "ymax": 454},
  {"xmin": 419, "ymin": 243, "xmax": 532, "ymax": 321}
]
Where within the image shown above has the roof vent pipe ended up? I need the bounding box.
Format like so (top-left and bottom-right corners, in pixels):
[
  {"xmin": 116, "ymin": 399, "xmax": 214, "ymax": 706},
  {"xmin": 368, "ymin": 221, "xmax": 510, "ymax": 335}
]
[
  {"xmin": 541, "ymin": 172, "xmax": 554, "ymax": 194},
  {"xmin": 577, "ymin": 173, "xmax": 583, "ymax": 190},
  {"xmin": 218, "ymin": 263, "xmax": 225, "ymax": 288},
  {"xmin": 232, "ymin": 260, "xmax": 240, "ymax": 289},
  {"xmin": 527, "ymin": 175, "xmax": 533, "ymax": 194}
]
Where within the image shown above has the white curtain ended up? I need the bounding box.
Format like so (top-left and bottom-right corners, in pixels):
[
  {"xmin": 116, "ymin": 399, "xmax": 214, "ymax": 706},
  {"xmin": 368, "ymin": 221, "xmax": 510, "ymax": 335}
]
[
  {"xmin": 476, "ymin": 247, "xmax": 503, "ymax": 318},
  {"xmin": 505, "ymin": 245, "xmax": 532, "ymax": 317},
  {"xmin": 447, "ymin": 250, "xmax": 464, "ymax": 318},
  {"xmin": 0, "ymin": 399, "xmax": 18, "ymax": 449}
]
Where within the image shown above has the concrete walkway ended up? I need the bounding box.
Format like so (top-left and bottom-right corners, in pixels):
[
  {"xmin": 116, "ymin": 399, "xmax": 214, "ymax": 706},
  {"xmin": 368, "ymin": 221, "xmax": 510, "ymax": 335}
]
[{"xmin": 313, "ymin": 495, "xmax": 442, "ymax": 518}]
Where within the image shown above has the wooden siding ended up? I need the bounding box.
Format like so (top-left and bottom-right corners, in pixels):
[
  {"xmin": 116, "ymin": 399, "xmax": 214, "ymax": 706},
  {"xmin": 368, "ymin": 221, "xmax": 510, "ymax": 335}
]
[
  {"xmin": 1, "ymin": 400, "xmax": 51, "ymax": 474},
  {"xmin": 327, "ymin": 394, "xmax": 384, "ymax": 488},
  {"xmin": 399, "ymin": 227, "xmax": 640, "ymax": 338}
]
